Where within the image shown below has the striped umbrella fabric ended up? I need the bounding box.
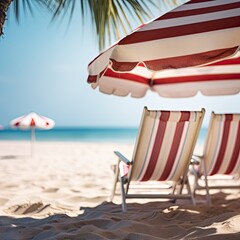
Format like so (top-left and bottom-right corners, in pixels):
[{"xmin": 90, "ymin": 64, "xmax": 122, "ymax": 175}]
[
  {"xmin": 88, "ymin": 0, "xmax": 240, "ymax": 98},
  {"xmin": 91, "ymin": 52, "xmax": 240, "ymax": 98}
]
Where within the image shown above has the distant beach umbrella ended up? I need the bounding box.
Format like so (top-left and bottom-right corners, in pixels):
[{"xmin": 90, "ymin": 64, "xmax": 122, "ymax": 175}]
[
  {"xmin": 10, "ymin": 112, "xmax": 55, "ymax": 156},
  {"xmin": 87, "ymin": 0, "xmax": 240, "ymax": 98}
]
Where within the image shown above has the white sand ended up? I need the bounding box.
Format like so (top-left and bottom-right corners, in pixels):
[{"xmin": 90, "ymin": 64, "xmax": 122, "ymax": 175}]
[{"xmin": 0, "ymin": 140, "xmax": 240, "ymax": 239}]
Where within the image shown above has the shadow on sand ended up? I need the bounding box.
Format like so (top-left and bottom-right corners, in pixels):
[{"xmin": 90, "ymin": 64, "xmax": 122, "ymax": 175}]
[{"xmin": 0, "ymin": 192, "xmax": 240, "ymax": 239}]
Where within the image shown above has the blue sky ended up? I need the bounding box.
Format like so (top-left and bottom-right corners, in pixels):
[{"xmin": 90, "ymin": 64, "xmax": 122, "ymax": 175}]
[{"xmin": 0, "ymin": 1, "xmax": 240, "ymax": 128}]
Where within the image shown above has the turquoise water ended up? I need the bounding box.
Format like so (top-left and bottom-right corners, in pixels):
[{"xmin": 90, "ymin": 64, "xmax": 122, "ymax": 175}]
[
  {"xmin": 0, "ymin": 128, "xmax": 138, "ymax": 143},
  {"xmin": 0, "ymin": 127, "xmax": 207, "ymax": 144}
]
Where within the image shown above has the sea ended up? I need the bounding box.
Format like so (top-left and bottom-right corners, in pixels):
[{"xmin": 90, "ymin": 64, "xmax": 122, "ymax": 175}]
[{"xmin": 0, "ymin": 127, "xmax": 208, "ymax": 145}]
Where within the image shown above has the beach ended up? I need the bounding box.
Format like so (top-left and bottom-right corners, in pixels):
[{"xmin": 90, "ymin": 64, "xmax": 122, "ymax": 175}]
[{"xmin": 0, "ymin": 140, "xmax": 240, "ymax": 239}]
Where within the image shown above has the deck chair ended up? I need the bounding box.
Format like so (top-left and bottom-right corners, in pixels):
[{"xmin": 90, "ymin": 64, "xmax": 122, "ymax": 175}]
[
  {"xmin": 191, "ymin": 112, "xmax": 240, "ymax": 204},
  {"xmin": 110, "ymin": 107, "xmax": 205, "ymax": 212}
]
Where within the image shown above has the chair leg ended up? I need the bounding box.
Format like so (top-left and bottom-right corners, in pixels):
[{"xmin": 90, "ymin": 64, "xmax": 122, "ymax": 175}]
[
  {"xmin": 110, "ymin": 160, "xmax": 120, "ymax": 202},
  {"xmin": 192, "ymin": 167, "xmax": 199, "ymax": 197},
  {"xmin": 202, "ymin": 160, "xmax": 211, "ymax": 205},
  {"xmin": 178, "ymin": 171, "xmax": 188, "ymax": 195},
  {"xmin": 176, "ymin": 172, "xmax": 195, "ymax": 205},
  {"xmin": 191, "ymin": 162, "xmax": 205, "ymax": 203},
  {"xmin": 120, "ymin": 176, "xmax": 127, "ymax": 212},
  {"xmin": 172, "ymin": 182, "xmax": 177, "ymax": 195},
  {"xmin": 186, "ymin": 176, "xmax": 196, "ymax": 205},
  {"xmin": 178, "ymin": 179, "xmax": 184, "ymax": 195}
]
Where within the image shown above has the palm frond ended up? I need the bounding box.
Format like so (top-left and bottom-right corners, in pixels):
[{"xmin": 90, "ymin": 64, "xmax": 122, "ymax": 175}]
[
  {"xmin": 48, "ymin": 0, "xmax": 158, "ymax": 50},
  {"xmin": 7, "ymin": 0, "xmax": 179, "ymax": 50}
]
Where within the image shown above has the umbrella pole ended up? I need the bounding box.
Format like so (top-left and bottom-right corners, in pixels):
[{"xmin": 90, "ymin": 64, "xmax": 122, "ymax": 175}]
[{"xmin": 31, "ymin": 127, "xmax": 35, "ymax": 157}]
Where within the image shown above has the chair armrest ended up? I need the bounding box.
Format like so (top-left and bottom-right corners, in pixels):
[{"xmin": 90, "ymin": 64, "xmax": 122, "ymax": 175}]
[
  {"xmin": 191, "ymin": 154, "xmax": 202, "ymax": 164},
  {"xmin": 114, "ymin": 151, "xmax": 132, "ymax": 165}
]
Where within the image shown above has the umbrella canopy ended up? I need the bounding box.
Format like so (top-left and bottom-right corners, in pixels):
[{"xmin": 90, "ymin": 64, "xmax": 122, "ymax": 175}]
[
  {"xmin": 88, "ymin": 0, "xmax": 240, "ymax": 98},
  {"xmin": 89, "ymin": 52, "xmax": 240, "ymax": 98},
  {"xmin": 11, "ymin": 112, "xmax": 55, "ymax": 130},
  {"xmin": 11, "ymin": 112, "xmax": 55, "ymax": 156}
]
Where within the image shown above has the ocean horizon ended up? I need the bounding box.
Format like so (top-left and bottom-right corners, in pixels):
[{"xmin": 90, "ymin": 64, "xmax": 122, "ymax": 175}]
[{"xmin": 0, "ymin": 127, "xmax": 208, "ymax": 144}]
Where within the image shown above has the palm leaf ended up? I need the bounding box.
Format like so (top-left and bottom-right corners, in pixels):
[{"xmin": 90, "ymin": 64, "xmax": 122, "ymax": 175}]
[
  {"xmin": 6, "ymin": 0, "xmax": 179, "ymax": 50},
  {"xmin": 47, "ymin": 0, "xmax": 158, "ymax": 50}
]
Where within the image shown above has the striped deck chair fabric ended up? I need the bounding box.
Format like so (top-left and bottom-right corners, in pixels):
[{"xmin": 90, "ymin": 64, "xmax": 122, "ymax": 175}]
[
  {"xmin": 111, "ymin": 107, "xmax": 205, "ymax": 212},
  {"xmin": 192, "ymin": 112, "xmax": 240, "ymax": 204}
]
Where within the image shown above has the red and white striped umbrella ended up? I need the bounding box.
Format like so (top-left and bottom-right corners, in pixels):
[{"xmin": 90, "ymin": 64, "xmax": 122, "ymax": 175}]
[
  {"xmin": 89, "ymin": 52, "xmax": 240, "ymax": 98},
  {"xmin": 11, "ymin": 112, "xmax": 55, "ymax": 156},
  {"xmin": 87, "ymin": 0, "xmax": 240, "ymax": 98},
  {"xmin": 11, "ymin": 112, "xmax": 55, "ymax": 130}
]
